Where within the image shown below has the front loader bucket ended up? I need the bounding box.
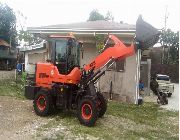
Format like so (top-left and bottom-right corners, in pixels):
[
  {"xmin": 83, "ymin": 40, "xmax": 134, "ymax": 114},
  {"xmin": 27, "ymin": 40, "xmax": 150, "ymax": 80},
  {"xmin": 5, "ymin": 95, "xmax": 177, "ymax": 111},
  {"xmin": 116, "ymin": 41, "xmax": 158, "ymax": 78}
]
[{"xmin": 136, "ymin": 15, "xmax": 160, "ymax": 49}]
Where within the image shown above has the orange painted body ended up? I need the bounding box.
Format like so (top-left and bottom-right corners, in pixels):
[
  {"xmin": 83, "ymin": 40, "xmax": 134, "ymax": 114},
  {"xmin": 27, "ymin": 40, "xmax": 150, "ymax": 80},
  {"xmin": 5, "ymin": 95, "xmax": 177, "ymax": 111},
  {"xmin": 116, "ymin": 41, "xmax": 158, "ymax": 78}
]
[
  {"xmin": 84, "ymin": 35, "xmax": 135, "ymax": 71},
  {"xmin": 36, "ymin": 63, "xmax": 81, "ymax": 88},
  {"xmin": 35, "ymin": 35, "xmax": 135, "ymax": 88}
]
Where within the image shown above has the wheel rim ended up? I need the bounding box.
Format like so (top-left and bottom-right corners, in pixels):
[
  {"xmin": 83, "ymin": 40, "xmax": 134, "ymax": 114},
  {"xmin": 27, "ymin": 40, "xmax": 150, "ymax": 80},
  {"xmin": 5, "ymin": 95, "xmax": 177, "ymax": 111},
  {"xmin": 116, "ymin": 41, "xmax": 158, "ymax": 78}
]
[
  {"xmin": 81, "ymin": 103, "xmax": 92, "ymax": 120},
  {"xmin": 37, "ymin": 95, "xmax": 46, "ymax": 111}
]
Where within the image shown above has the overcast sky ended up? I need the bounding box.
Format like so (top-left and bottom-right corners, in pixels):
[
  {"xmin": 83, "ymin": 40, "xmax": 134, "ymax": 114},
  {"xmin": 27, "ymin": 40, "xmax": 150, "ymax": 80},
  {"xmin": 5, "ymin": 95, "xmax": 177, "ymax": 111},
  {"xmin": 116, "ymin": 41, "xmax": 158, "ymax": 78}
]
[{"xmin": 1, "ymin": 0, "xmax": 180, "ymax": 31}]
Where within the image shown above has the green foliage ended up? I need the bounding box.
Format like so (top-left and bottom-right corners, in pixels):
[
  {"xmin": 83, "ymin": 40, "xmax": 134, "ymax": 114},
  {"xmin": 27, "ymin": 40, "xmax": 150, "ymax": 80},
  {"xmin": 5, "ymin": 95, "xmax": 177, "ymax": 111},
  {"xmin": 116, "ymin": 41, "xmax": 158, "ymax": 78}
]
[
  {"xmin": 37, "ymin": 101, "xmax": 178, "ymax": 140},
  {"xmin": 18, "ymin": 30, "xmax": 42, "ymax": 45},
  {"xmin": 0, "ymin": 79, "xmax": 25, "ymax": 99},
  {"xmin": 88, "ymin": 9, "xmax": 114, "ymax": 22},
  {"xmin": 88, "ymin": 10, "xmax": 114, "ymax": 53},
  {"xmin": 16, "ymin": 10, "xmax": 42, "ymax": 46},
  {"xmin": 88, "ymin": 9, "xmax": 104, "ymax": 21},
  {"xmin": 160, "ymin": 29, "xmax": 179, "ymax": 64},
  {"xmin": 95, "ymin": 34, "xmax": 105, "ymax": 53},
  {"xmin": 0, "ymin": 3, "xmax": 17, "ymax": 47},
  {"xmin": 105, "ymin": 11, "xmax": 114, "ymax": 21}
]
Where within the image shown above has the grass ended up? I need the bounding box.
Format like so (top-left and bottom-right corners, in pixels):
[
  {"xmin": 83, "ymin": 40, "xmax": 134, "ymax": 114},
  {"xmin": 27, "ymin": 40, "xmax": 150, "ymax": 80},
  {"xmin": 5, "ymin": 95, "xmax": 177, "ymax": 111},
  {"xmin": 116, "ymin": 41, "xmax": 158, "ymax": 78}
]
[
  {"xmin": 37, "ymin": 101, "xmax": 179, "ymax": 140},
  {"xmin": 0, "ymin": 80, "xmax": 178, "ymax": 139},
  {"xmin": 0, "ymin": 79, "xmax": 25, "ymax": 99}
]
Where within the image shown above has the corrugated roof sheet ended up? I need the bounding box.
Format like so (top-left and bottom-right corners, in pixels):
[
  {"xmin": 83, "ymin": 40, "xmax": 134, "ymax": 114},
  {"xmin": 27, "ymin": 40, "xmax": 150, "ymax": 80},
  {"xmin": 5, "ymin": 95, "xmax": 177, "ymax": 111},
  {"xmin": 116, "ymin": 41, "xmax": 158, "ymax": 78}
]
[{"xmin": 28, "ymin": 20, "xmax": 135, "ymax": 31}]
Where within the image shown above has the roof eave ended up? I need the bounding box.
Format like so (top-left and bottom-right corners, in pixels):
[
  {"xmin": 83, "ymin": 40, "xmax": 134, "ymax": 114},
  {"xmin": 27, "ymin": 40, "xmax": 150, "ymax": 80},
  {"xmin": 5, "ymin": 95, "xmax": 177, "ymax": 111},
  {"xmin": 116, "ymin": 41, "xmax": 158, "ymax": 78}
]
[{"xmin": 27, "ymin": 28, "xmax": 136, "ymax": 34}]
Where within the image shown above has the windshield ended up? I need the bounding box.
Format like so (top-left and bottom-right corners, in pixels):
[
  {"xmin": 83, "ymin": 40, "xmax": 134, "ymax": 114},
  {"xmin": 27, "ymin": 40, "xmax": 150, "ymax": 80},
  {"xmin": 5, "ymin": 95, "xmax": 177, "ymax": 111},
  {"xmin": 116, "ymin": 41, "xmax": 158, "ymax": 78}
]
[
  {"xmin": 55, "ymin": 38, "xmax": 80, "ymax": 74},
  {"xmin": 56, "ymin": 40, "xmax": 67, "ymax": 62},
  {"xmin": 67, "ymin": 38, "xmax": 80, "ymax": 71}
]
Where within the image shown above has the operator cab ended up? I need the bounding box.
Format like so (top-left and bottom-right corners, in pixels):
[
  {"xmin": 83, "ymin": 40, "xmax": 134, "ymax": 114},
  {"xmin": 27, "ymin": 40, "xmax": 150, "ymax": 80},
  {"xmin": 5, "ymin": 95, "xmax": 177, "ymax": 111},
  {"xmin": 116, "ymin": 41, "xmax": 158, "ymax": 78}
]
[{"xmin": 49, "ymin": 35, "xmax": 81, "ymax": 74}]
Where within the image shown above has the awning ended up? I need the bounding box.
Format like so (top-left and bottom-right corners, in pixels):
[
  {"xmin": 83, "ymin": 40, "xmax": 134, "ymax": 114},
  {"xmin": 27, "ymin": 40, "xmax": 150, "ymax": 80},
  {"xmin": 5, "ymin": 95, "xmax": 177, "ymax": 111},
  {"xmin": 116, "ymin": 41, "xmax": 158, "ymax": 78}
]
[{"xmin": 0, "ymin": 39, "xmax": 10, "ymax": 47}]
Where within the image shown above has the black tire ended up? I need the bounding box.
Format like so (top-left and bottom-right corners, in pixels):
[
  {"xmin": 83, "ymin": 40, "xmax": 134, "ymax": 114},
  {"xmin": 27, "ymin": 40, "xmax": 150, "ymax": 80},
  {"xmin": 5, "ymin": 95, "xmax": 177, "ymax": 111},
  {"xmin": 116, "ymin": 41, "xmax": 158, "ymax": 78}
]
[
  {"xmin": 165, "ymin": 98, "xmax": 168, "ymax": 104},
  {"xmin": 77, "ymin": 96, "xmax": 98, "ymax": 127},
  {"xmin": 159, "ymin": 96, "xmax": 164, "ymax": 105},
  {"xmin": 97, "ymin": 92, "xmax": 107, "ymax": 118},
  {"xmin": 167, "ymin": 93, "xmax": 172, "ymax": 97},
  {"xmin": 33, "ymin": 89, "xmax": 52, "ymax": 116}
]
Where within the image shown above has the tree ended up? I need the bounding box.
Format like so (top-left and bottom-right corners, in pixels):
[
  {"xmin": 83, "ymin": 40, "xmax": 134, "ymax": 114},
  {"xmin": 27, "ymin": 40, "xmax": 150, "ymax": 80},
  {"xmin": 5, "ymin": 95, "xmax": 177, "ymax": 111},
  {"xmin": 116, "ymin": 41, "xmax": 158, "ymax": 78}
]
[
  {"xmin": 160, "ymin": 29, "xmax": 179, "ymax": 64},
  {"xmin": 88, "ymin": 10, "xmax": 114, "ymax": 22},
  {"xmin": 88, "ymin": 10, "xmax": 114, "ymax": 52},
  {"xmin": 0, "ymin": 3, "xmax": 17, "ymax": 47},
  {"xmin": 18, "ymin": 30, "xmax": 42, "ymax": 46},
  {"xmin": 16, "ymin": 11, "xmax": 42, "ymax": 46},
  {"xmin": 88, "ymin": 9, "xmax": 105, "ymax": 21},
  {"xmin": 105, "ymin": 11, "xmax": 114, "ymax": 22}
]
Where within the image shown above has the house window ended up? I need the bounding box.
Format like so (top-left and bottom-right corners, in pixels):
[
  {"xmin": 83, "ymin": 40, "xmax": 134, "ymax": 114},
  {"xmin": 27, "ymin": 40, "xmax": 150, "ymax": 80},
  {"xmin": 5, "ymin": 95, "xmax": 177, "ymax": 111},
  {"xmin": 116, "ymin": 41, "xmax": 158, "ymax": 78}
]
[
  {"xmin": 107, "ymin": 59, "xmax": 125, "ymax": 72},
  {"xmin": 115, "ymin": 59, "xmax": 125, "ymax": 72},
  {"xmin": 140, "ymin": 65, "xmax": 143, "ymax": 71},
  {"xmin": 107, "ymin": 62, "xmax": 115, "ymax": 71}
]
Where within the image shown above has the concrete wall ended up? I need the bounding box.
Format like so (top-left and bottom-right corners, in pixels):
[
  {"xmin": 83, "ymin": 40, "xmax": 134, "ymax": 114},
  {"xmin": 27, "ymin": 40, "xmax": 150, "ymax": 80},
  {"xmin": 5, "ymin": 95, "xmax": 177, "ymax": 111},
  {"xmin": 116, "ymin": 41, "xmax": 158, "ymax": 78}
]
[
  {"xmin": 0, "ymin": 70, "xmax": 15, "ymax": 80},
  {"xmin": 140, "ymin": 59, "xmax": 151, "ymax": 95},
  {"xmin": 81, "ymin": 43, "xmax": 138, "ymax": 104},
  {"xmin": 99, "ymin": 55, "xmax": 138, "ymax": 104},
  {"xmin": 25, "ymin": 48, "xmax": 47, "ymax": 74},
  {"xmin": 80, "ymin": 42, "xmax": 98, "ymax": 67}
]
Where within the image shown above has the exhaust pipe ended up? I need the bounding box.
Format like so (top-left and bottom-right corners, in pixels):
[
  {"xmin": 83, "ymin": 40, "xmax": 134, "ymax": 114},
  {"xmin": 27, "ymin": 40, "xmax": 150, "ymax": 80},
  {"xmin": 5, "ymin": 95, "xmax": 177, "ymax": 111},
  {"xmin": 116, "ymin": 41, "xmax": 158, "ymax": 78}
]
[{"xmin": 136, "ymin": 15, "xmax": 161, "ymax": 49}]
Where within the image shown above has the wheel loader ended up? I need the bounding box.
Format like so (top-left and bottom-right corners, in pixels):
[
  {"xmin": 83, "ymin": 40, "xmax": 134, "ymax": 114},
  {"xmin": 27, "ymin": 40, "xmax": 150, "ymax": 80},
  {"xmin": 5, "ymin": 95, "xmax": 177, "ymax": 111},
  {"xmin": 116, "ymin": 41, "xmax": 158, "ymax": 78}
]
[{"xmin": 25, "ymin": 16, "xmax": 160, "ymax": 126}]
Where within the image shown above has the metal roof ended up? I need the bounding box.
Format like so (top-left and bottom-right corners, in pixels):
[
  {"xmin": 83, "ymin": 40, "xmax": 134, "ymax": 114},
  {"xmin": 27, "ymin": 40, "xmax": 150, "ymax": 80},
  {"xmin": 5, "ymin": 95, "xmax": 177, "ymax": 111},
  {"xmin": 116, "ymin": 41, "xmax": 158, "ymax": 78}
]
[
  {"xmin": 28, "ymin": 20, "xmax": 136, "ymax": 34},
  {"xmin": 19, "ymin": 41, "xmax": 46, "ymax": 52}
]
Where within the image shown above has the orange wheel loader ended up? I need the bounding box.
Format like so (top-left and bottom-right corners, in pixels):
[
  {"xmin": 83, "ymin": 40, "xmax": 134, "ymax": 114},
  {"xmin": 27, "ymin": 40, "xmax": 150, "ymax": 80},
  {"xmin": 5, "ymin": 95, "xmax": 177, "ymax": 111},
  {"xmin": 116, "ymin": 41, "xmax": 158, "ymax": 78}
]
[{"xmin": 25, "ymin": 16, "xmax": 160, "ymax": 126}]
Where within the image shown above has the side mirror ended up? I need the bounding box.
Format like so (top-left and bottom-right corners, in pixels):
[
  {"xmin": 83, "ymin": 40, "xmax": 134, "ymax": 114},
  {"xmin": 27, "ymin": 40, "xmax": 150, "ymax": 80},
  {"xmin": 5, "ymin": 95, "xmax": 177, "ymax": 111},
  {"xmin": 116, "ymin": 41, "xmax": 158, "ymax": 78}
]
[{"xmin": 67, "ymin": 38, "xmax": 74, "ymax": 46}]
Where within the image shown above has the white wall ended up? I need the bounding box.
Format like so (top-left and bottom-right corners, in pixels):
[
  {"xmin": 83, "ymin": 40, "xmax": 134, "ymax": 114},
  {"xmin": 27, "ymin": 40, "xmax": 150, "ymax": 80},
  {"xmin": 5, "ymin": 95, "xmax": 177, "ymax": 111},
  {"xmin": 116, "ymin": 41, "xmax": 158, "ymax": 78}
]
[
  {"xmin": 80, "ymin": 42, "xmax": 98, "ymax": 68},
  {"xmin": 25, "ymin": 48, "xmax": 47, "ymax": 74},
  {"xmin": 80, "ymin": 42, "xmax": 139, "ymax": 104},
  {"xmin": 99, "ymin": 54, "xmax": 138, "ymax": 103}
]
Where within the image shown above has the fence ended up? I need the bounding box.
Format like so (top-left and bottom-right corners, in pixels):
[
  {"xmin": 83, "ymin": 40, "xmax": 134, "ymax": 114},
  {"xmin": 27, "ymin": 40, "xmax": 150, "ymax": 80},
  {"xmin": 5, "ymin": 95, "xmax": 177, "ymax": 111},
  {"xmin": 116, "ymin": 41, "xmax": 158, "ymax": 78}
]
[
  {"xmin": 0, "ymin": 70, "xmax": 15, "ymax": 80},
  {"xmin": 151, "ymin": 64, "xmax": 179, "ymax": 83}
]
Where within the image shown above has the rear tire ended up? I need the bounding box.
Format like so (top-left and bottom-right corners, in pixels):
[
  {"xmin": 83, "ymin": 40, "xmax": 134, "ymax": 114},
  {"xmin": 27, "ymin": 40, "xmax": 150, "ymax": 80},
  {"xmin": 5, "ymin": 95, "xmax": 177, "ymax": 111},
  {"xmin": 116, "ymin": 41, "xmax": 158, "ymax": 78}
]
[
  {"xmin": 33, "ymin": 89, "xmax": 52, "ymax": 116},
  {"xmin": 77, "ymin": 96, "xmax": 98, "ymax": 127},
  {"xmin": 167, "ymin": 93, "xmax": 172, "ymax": 97},
  {"xmin": 97, "ymin": 92, "xmax": 107, "ymax": 118}
]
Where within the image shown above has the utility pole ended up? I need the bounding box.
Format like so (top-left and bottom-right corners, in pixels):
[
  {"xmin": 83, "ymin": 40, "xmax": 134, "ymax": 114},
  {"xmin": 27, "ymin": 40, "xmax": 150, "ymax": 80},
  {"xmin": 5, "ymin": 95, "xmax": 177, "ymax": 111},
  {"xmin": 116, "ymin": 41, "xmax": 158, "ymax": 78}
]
[{"xmin": 162, "ymin": 6, "xmax": 168, "ymax": 64}]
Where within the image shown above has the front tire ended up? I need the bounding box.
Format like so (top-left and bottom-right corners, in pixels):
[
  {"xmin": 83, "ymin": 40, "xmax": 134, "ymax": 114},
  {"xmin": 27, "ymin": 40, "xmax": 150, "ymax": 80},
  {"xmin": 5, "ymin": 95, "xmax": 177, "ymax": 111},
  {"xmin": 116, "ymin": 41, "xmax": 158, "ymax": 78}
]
[
  {"xmin": 33, "ymin": 90, "xmax": 52, "ymax": 116},
  {"xmin": 77, "ymin": 96, "xmax": 98, "ymax": 127},
  {"xmin": 97, "ymin": 92, "xmax": 107, "ymax": 118}
]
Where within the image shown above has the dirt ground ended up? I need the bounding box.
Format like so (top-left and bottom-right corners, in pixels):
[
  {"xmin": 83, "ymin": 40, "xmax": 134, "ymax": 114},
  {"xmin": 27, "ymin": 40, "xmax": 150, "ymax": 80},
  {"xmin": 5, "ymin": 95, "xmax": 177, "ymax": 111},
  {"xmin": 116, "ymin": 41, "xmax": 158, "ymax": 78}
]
[
  {"xmin": 0, "ymin": 96, "xmax": 179, "ymax": 140},
  {"xmin": 0, "ymin": 96, "xmax": 97, "ymax": 140},
  {"xmin": 0, "ymin": 96, "xmax": 51, "ymax": 140}
]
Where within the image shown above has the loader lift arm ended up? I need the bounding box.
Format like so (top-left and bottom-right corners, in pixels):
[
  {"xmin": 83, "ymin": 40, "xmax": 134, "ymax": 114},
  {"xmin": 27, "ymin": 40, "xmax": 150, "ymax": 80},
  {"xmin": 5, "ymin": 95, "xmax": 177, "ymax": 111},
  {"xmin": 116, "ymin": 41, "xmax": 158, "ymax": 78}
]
[{"xmin": 84, "ymin": 35, "xmax": 135, "ymax": 71}]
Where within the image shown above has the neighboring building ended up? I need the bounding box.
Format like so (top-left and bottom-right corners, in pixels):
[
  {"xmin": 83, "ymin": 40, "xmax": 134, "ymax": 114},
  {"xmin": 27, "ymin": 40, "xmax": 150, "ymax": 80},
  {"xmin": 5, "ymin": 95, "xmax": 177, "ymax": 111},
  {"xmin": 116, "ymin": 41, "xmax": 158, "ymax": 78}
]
[
  {"xmin": 19, "ymin": 41, "xmax": 47, "ymax": 74},
  {"xmin": 140, "ymin": 49, "xmax": 151, "ymax": 95},
  {"xmin": 0, "ymin": 39, "xmax": 16, "ymax": 70},
  {"xmin": 27, "ymin": 20, "xmax": 141, "ymax": 104},
  {"xmin": 140, "ymin": 46, "xmax": 168, "ymax": 95}
]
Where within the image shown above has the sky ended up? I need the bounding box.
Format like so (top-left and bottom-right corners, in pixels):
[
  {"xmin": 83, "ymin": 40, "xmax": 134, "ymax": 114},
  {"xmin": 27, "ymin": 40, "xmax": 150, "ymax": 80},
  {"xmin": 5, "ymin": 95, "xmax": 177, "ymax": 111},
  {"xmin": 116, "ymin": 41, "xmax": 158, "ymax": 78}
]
[{"xmin": 1, "ymin": 0, "xmax": 180, "ymax": 31}]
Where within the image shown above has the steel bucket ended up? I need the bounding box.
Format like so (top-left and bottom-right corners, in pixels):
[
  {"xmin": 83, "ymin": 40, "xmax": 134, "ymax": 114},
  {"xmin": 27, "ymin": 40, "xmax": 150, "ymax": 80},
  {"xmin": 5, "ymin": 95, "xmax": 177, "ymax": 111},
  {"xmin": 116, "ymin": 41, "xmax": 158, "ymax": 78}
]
[{"xmin": 136, "ymin": 15, "xmax": 161, "ymax": 49}]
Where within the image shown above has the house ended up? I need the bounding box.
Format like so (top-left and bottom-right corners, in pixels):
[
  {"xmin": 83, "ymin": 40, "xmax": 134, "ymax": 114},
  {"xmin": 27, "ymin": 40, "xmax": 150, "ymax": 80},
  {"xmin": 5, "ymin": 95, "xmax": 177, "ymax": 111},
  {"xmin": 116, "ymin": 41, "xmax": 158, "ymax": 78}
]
[
  {"xmin": 19, "ymin": 41, "xmax": 47, "ymax": 74},
  {"xmin": 27, "ymin": 20, "xmax": 142, "ymax": 104},
  {"xmin": 0, "ymin": 39, "xmax": 16, "ymax": 70}
]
